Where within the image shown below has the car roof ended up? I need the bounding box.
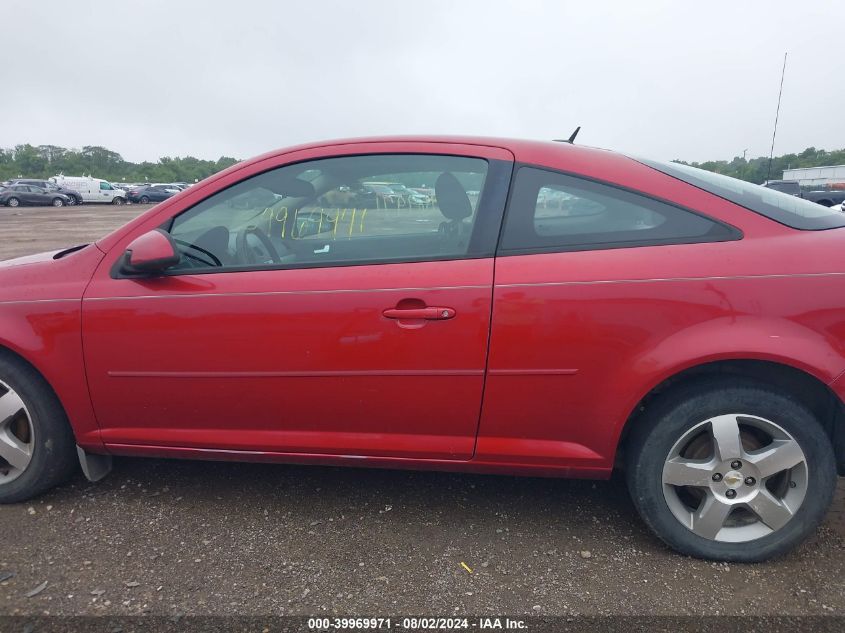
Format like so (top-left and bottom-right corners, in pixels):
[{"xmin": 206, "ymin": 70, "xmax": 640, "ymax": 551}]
[
  {"xmin": 234, "ymin": 135, "xmax": 632, "ymax": 182},
  {"xmin": 96, "ymin": 135, "xmax": 645, "ymax": 252}
]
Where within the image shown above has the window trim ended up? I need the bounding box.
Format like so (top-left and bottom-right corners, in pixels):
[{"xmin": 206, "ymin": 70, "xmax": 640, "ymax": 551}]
[
  {"xmin": 495, "ymin": 163, "xmax": 742, "ymax": 257},
  {"xmin": 112, "ymin": 153, "xmax": 513, "ymax": 278}
]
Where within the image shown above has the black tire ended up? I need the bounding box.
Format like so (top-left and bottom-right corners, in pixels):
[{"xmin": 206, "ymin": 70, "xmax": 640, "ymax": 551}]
[
  {"xmin": 52, "ymin": 197, "xmax": 65, "ymax": 207},
  {"xmin": 66, "ymin": 196, "xmax": 76, "ymax": 206},
  {"xmin": 75, "ymin": 196, "xmax": 84, "ymax": 206},
  {"xmin": 0, "ymin": 353, "xmax": 77, "ymax": 503},
  {"xmin": 140, "ymin": 196, "xmax": 150, "ymax": 204},
  {"xmin": 626, "ymin": 379, "xmax": 836, "ymax": 562},
  {"xmin": 6, "ymin": 197, "xmax": 20, "ymax": 208},
  {"xmin": 112, "ymin": 197, "xmax": 125, "ymax": 206}
]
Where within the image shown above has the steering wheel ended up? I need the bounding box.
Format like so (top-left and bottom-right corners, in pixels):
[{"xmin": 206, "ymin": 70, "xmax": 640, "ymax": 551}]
[{"xmin": 235, "ymin": 225, "xmax": 282, "ymax": 265}]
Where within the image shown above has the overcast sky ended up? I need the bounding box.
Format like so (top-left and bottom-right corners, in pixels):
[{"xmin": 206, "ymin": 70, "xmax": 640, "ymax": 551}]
[{"xmin": 3, "ymin": 0, "xmax": 843, "ymax": 164}]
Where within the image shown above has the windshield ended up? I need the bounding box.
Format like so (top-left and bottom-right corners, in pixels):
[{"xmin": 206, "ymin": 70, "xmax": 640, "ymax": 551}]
[{"xmin": 634, "ymin": 157, "xmax": 845, "ymax": 230}]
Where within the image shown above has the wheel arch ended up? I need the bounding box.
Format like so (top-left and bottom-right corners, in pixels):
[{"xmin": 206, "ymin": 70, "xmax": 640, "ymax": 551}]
[
  {"xmin": 0, "ymin": 342, "xmax": 73, "ymax": 431},
  {"xmin": 615, "ymin": 358, "xmax": 845, "ymax": 475},
  {"xmin": 0, "ymin": 326, "xmax": 101, "ymax": 451}
]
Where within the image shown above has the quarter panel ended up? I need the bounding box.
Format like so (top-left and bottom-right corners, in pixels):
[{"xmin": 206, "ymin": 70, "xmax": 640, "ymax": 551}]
[{"xmin": 479, "ymin": 241, "xmax": 845, "ymax": 472}]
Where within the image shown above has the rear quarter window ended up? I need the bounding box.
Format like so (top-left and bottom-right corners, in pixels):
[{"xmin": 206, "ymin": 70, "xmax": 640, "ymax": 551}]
[{"xmin": 499, "ymin": 166, "xmax": 738, "ymax": 254}]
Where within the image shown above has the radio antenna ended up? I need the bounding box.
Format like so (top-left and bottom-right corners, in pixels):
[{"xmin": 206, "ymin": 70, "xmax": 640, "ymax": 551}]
[
  {"xmin": 553, "ymin": 126, "xmax": 581, "ymax": 144},
  {"xmin": 766, "ymin": 52, "xmax": 787, "ymax": 183}
]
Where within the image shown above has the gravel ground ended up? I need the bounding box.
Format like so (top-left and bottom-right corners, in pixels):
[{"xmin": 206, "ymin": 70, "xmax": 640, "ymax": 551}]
[
  {"xmin": 0, "ymin": 203, "xmax": 843, "ymax": 619},
  {"xmin": 0, "ymin": 202, "xmax": 152, "ymax": 261}
]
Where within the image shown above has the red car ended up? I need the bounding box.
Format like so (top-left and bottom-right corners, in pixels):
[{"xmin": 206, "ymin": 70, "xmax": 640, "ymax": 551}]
[{"xmin": 1, "ymin": 137, "xmax": 843, "ymax": 561}]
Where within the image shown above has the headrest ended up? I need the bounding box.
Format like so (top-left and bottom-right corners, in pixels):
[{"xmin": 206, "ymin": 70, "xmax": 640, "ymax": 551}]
[{"xmin": 435, "ymin": 172, "xmax": 472, "ymax": 221}]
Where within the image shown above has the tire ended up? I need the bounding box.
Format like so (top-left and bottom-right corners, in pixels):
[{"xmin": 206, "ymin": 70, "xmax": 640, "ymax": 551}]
[
  {"xmin": 6, "ymin": 197, "xmax": 19, "ymax": 208},
  {"xmin": 66, "ymin": 196, "xmax": 75, "ymax": 206},
  {"xmin": 626, "ymin": 379, "xmax": 836, "ymax": 562},
  {"xmin": 140, "ymin": 196, "xmax": 150, "ymax": 204},
  {"xmin": 112, "ymin": 197, "xmax": 125, "ymax": 206},
  {"xmin": 0, "ymin": 353, "xmax": 77, "ymax": 503},
  {"xmin": 52, "ymin": 198, "xmax": 65, "ymax": 207}
]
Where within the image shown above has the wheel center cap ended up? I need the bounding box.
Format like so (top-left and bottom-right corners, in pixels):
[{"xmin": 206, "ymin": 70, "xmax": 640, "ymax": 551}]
[{"xmin": 723, "ymin": 470, "xmax": 743, "ymax": 489}]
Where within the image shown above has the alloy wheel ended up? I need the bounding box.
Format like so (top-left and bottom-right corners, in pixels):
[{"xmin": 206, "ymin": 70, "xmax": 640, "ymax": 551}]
[
  {"xmin": 662, "ymin": 414, "xmax": 807, "ymax": 543},
  {"xmin": 0, "ymin": 380, "xmax": 35, "ymax": 484}
]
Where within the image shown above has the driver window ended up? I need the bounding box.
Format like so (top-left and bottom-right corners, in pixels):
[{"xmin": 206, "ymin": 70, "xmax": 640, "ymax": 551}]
[
  {"xmin": 166, "ymin": 154, "xmax": 488, "ymax": 272},
  {"xmin": 100, "ymin": 182, "xmax": 113, "ymax": 190}
]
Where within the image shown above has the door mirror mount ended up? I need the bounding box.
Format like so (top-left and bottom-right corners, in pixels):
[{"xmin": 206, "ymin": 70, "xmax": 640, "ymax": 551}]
[{"xmin": 118, "ymin": 229, "xmax": 179, "ymax": 277}]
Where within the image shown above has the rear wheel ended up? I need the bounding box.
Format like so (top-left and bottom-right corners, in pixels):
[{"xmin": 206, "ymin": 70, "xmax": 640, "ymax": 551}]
[
  {"xmin": 140, "ymin": 196, "xmax": 150, "ymax": 204},
  {"xmin": 626, "ymin": 380, "xmax": 836, "ymax": 561},
  {"xmin": 0, "ymin": 354, "xmax": 77, "ymax": 503},
  {"xmin": 52, "ymin": 197, "xmax": 65, "ymax": 207},
  {"xmin": 6, "ymin": 197, "xmax": 19, "ymax": 208}
]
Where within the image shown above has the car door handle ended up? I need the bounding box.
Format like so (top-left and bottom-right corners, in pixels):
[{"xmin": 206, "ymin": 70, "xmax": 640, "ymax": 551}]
[{"xmin": 383, "ymin": 307, "xmax": 455, "ymax": 320}]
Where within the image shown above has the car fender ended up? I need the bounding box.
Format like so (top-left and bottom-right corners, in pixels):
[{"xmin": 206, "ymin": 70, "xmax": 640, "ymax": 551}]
[
  {"xmin": 0, "ymin": 246, "xmax": 107, "ymax": 451},
  {"xmin": 0, "ymin": 306, "xmax": 102, "ymax": 450}
]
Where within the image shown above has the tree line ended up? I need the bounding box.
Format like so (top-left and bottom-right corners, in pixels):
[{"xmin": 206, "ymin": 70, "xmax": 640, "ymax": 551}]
[
  {"xmin": 2, "ymin": 143, "xmax": 844, "ymax": 186},
  {"xmin": 0, "ymin": 144, "xmax": 239, "ymax": 184},
  {"xmin": 676, "ymin": 146, "xmax": 845, "ymax": 184}
]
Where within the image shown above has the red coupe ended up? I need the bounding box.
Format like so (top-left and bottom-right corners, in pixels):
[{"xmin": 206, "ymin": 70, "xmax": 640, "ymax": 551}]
[{"xmin": 1, "ymin": 136, "xmax": 843, "ymax": 561}]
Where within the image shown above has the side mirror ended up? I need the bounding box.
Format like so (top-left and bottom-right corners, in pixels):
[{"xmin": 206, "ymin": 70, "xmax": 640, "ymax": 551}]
[{"xmin": 119, "ymin": 229, "xmax": 179, "ymax": 277}]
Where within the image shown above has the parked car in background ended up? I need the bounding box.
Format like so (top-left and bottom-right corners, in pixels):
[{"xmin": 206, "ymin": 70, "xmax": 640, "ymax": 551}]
[
  {"xmin": 0, "ymin": 183, "xmax": 72, "ymax": 207},
  {"xmin": 762, "ymin": 180, "xmax": 845, "ymax": 207},
  {"xmin": 49, "ymin": 176, "xmax": 127, "ymax": 205},
  {"xmin": 3, "ymin": 136, "xmax": 845, "ymax": 563},
  {"xmin": 127, "ymin": 184, "xmax": 180, "ymax": 204},
  {"xmin": 9, "ymin": 179, "xmax": 83, "ymax": 205},
  {"xmin": 387, "ymin": 183, "xmax": 432, "ymax": 207}
]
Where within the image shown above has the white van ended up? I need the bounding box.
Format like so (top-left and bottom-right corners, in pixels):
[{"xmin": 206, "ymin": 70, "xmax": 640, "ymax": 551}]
[{"xmin": 49, "ymin": 176, "xmax": 127, "ymax": 205}]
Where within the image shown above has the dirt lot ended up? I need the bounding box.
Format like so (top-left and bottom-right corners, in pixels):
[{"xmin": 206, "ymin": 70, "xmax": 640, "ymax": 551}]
[
  {"xmin": 0, "ymin": 202, "xmax": 153, "ymax": 261},
  {"xmin": 0, "ymin": 204, "xmax": 844, "ymax": 619}
]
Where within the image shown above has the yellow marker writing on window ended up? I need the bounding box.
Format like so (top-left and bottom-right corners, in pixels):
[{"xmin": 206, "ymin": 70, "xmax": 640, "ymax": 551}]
[{"xmin": 348, "ymin": 208, "xmax": 357, "ymax": 236}]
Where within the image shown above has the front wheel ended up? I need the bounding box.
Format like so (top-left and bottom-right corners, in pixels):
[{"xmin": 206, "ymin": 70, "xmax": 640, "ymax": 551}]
[
  {"xmin": 0, "ymin": 354, "xmax": 77, "ymax": 503},
  {"xmin": 52, "ymin": 197, "xmax": 65, "ymax": 207},
  {"xmin": 112, "ymin": 197, "xmax": 125, "ymax": 206},
  {"xmin": 626, "ymin": 380, "xmax": 836, "ymax": 561},
  {"xmin": 6, "ymin": 197, "xmax": 20, "ymax": 208}
]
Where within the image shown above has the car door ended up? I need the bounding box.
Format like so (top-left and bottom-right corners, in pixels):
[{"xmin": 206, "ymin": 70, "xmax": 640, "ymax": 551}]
[
  {"xmin": 98, "ymin": 181, "xmax": 115, "ymax": 202},
  {"xmin": 19, "ymin": 186, "xmax": 40, "ymax": 204},
  {"xmin": 82, "ymin": 143, "xmax": 513, "ymax": 460},
  {"xmin": 30, "ymin": 186, "xmax": 51, "ymax": 205}
]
